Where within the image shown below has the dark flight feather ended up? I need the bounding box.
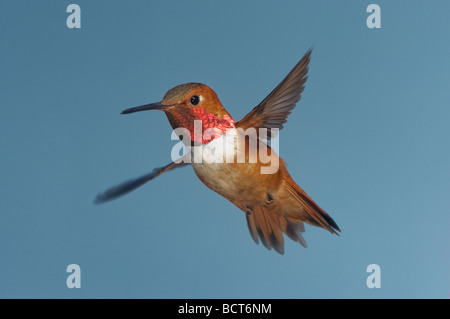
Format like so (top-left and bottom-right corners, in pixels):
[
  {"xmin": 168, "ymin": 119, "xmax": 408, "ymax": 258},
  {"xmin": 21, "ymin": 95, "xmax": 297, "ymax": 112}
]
[
  {"xmin": 237, "ymin": 49, "xmax": 312, "ymax": 139},
  {"xmin": 94, "ymin": 161, "xmax": 188, "ymax": 204}
]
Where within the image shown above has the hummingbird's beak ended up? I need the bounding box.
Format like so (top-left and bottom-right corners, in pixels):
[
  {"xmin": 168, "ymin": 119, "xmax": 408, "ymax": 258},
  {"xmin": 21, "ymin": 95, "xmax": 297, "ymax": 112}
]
[{"xmin": 121, "ymin": 102, "xmax": 171, "ymax": 114}]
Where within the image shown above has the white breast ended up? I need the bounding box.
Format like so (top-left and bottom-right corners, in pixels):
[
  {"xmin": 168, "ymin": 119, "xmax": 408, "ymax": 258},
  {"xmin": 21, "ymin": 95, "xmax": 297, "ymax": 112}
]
[{"xmin": 190, "ymin": 128, "xmax": 238, "ymax": 164}]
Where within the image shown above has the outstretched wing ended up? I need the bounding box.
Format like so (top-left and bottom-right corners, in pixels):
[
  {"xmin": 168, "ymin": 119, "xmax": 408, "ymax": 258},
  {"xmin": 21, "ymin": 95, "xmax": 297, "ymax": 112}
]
[
  {"xmin": 94, "ymin": 161, "xmax": 189, "ymax": 204},
  {"xmin": 237, "ymin": 49, "xmax": 311, "ymax": 138}
]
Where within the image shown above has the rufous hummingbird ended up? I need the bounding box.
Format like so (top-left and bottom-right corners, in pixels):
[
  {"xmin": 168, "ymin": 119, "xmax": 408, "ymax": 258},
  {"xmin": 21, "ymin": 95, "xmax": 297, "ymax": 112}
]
[{"xmin": 95, "ymin": 49, "xmax": 340, "ymax": 254}]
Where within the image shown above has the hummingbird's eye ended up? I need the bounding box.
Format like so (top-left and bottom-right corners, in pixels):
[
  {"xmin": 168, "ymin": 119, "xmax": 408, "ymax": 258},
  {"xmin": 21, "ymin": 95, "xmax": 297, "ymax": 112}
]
[{"xmin": 190, "ymin": 95, "xmax": 200, "ymax": 106}]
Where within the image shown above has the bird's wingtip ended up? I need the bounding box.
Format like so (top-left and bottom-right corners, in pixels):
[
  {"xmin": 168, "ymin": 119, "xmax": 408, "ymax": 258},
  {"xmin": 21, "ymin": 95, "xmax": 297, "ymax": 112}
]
[{"xmin": 93, "ymin": 194, "xmax": 104, "ymax": 205}]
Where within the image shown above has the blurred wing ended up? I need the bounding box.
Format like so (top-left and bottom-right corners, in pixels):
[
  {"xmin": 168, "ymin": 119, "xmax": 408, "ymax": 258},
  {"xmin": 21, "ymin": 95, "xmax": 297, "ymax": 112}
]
[
  {"xmin": 94, "ymin": 161, "xmax": 188, "ymax": 204},
  {"xmin": 237, "ymin": 49, "xmax": 311, "ymax": 138}
]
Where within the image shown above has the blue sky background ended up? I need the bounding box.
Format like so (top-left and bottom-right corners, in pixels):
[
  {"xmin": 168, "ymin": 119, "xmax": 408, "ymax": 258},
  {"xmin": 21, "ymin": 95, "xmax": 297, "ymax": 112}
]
[{"xmin": 1, "ymin": 1, "xmax": 449, "ymax": 298}]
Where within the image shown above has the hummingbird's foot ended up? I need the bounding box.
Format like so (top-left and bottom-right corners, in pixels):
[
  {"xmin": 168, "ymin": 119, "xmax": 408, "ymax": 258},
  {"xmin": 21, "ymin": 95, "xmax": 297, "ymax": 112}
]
[{"xmin": 266, "ymin": 192, "xmax": 274, "ymax": 206}]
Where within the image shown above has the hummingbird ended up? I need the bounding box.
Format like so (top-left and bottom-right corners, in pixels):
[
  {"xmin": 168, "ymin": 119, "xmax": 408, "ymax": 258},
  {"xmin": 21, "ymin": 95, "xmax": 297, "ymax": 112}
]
[{"xmin": 95, "ymin": 49, "xmax": 340, "ymax": 254}]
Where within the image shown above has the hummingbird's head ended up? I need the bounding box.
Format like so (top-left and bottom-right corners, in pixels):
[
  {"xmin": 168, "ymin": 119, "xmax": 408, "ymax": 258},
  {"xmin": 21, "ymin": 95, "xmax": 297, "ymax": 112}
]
[{"xmin": 122, "ymin": 83, "xmax": 235, "ymax": 144}]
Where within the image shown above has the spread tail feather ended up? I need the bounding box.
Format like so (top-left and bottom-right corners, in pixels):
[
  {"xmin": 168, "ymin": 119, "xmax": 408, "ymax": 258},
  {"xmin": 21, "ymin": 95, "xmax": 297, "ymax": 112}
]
[{"xmin": 246, "ymin": 207, "xmax": 308, "ymax": 254}]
